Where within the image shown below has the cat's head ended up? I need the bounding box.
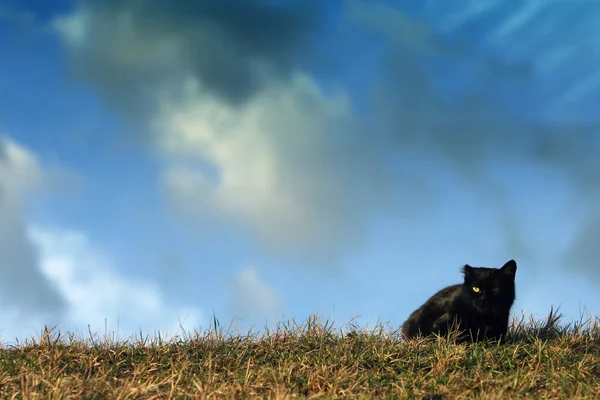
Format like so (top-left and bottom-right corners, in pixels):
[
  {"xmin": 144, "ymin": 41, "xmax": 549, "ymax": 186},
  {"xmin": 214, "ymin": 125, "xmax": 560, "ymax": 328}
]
[{"xmin": 461, "ymin": 259, "xmax": 517, "ymax": 312}]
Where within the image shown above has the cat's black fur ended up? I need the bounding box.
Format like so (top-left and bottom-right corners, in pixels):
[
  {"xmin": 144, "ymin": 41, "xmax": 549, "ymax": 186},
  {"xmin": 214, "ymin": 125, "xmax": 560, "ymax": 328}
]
[{"xmin": 401, "ymin": 259, "xmax": 517, "ymax": 343}]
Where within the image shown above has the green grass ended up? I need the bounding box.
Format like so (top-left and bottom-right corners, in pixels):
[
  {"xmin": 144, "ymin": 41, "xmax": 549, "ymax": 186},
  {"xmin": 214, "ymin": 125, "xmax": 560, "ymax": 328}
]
[{"xmin": 1, "ymin": 308, "xmax": 599, "ymax": 399}]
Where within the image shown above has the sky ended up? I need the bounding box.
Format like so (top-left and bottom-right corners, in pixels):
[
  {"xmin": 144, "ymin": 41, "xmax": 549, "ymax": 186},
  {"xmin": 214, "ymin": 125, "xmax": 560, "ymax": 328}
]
[{"xmin": 0, "ymin": 0, "xmax": 599, "ymax": 343}]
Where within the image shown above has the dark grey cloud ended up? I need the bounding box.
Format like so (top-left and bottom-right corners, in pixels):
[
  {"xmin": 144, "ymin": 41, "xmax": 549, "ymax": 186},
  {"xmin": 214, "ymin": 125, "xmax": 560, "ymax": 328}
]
[
  {"xmin": 351, "ymin": 1, "xmax": 600, "ymax": 280},
  {"xmin": 0, "ymin": 222, "xmax": 66, "ymax": 316},
  {"xmin": 0, "ymin": 138, "xmax": 66, "ymax": 320},
  {"xmin": 57, "ymin": 0, "xmax": 324, "ymax": 123}
]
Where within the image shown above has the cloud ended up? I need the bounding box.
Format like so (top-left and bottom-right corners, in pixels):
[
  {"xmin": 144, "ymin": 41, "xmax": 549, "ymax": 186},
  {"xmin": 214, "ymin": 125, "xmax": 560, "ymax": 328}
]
[
  {"xmin": 230, "ymin": 266, "xmax": 279, "ymax": 320},
  {"xmin": 0, "ymin": 135, "xmax": 66, "ymax": 321},
  {"xmin": 351, "ymin": 0, "xmax": 600, "ymax": 278},
  {"xmin": 29, "ymin": 226, "xmax": 204, "ymax": 340},
  {"xmin": 0, "ymin": 137, "xmax": 201, "ymax": 342},
  {"xmin": 564, "ymin": 212, "xmax": 600, "ymax": 282},
  {"xmin": 53, "ymin": 1, "xmax": 410, "ymax": 267},
  {"xmin": 156, "ymin": 73, "xmax": 403, "ymax": 264},
  {"xmin": 53, "ymin": 0, "xmax": 600, "ymax": 280},
  {"xmin": 53, "ymin": 0, "xmax": 324, "ymax": 120}
]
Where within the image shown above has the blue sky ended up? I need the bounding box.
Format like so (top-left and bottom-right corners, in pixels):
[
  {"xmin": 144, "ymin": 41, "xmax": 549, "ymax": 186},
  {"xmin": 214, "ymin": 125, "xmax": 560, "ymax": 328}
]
[{"xmin": 0, "ymin": 0, "xmax": 599, "ymax": 343}]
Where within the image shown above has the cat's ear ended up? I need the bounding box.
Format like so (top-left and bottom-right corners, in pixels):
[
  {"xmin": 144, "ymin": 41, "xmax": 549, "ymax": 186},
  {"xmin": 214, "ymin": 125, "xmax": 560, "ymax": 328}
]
[
  {"xmin": 501, "ymin": 259, "xmax": 517, "ymax": 276},
  {"xmin": 462, "ymin": 264, "xmax": 473, "ymax": 279}
]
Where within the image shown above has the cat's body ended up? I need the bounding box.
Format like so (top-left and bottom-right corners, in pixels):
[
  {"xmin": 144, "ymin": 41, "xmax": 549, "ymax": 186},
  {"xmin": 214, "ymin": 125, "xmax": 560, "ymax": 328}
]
[{"xmin": 401, "ymin": 259, "xmax": 517, "ymax": 342}]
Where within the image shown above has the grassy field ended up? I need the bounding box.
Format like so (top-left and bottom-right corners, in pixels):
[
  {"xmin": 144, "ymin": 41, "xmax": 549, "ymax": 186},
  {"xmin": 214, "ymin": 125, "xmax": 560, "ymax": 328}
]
[{"xmin": 1, "ymin": 308, "xmax": 599, "ymax": 399}]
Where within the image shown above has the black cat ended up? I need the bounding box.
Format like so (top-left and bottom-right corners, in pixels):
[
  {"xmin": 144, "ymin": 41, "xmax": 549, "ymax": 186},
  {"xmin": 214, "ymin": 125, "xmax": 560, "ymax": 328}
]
[{"xmin": 401, "ymin": 259, "xmax": 517, "ymax": 343}]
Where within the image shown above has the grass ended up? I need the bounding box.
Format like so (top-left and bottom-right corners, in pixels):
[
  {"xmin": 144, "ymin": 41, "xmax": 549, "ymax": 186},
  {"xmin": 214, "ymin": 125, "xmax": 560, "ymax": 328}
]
[{"xmin": 1, "ymin": 308, "xmax": 599, "ymax": 399}]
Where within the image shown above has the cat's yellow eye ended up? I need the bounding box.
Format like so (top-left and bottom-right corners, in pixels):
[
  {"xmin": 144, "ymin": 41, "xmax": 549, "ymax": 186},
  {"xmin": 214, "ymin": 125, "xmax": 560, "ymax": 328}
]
[{"xmin": 472, "ymin": 286, "xmax": 481, "ymax": 293}]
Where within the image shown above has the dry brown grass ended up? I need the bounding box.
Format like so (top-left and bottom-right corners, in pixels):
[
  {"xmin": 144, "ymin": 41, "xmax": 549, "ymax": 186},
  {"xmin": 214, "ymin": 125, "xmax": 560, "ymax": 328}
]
[{"xmin": 1, "ymin": 308, "xmax": 600, "ymax": 399}]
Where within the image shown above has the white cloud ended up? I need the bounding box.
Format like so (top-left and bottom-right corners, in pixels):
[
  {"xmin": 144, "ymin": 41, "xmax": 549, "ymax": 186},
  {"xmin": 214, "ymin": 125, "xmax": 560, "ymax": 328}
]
[
  {"xmin": 155, "ymin": 72, "xmax": 395, "ymax": 264},
  {"xmin": 0, "ymin": 135, "xmax": 44, "ymax": 205},
  {"xmin": 52, "ymin": 10, "xmax": 90, "ymax": 47},
  {"xmin": 28, "ymin": 226, "xmax": 204, "ymax": 341},
  {"xmin": 230, "ymin": 266, "xmax": 279, "ymax": 319},
  {"xmin": 0, "ymin": 136, "xmax": 203, "ymax": 344},
  {"xmin": 491, "ymin": 1, "xmax": 544, "ymax": 39}
]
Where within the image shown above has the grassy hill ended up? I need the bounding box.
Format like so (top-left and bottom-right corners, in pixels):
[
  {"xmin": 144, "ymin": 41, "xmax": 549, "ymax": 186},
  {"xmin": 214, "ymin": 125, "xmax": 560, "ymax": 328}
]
[{"xmin": 1, "ymin": 308, "xmax": 599, "ymax": 399}]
